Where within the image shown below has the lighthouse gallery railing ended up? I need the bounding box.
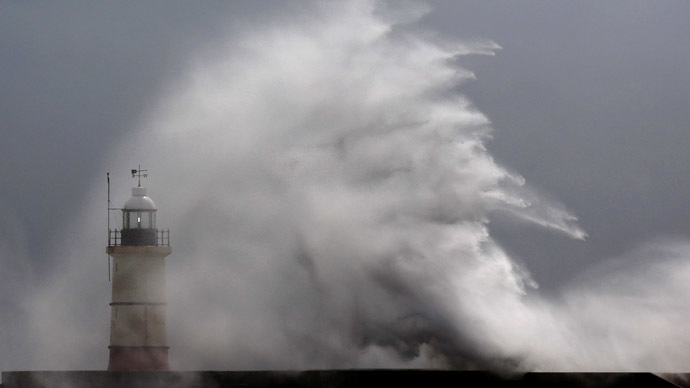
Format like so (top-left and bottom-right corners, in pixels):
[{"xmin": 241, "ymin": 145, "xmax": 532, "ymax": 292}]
[{"xmin": 108, "ymin": 229, "xmax": 170, "ymax": 247}]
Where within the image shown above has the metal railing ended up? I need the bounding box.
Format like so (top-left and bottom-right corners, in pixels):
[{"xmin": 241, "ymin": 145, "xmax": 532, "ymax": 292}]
[
  {"xmin": 157, "ymin": 229, "xmax": 170, "ymax": 247},
  {"xmin": 108, "ymin": 229, "xmax": 121, "ymax": 247},
  {"xmin": 108, "ymin": 229, "xmax": 170, "ymax": 247}
]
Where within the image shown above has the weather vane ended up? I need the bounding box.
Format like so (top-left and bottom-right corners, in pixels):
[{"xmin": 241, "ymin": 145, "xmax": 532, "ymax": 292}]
[{"xmin": 131, "ymin": 164, "xmax": 148, "ymax": 187}]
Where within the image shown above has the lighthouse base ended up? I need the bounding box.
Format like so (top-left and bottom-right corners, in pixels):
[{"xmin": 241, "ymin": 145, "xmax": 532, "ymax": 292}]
[{"xmin": 107, "ymin": 346, "xmax": 169, "ymax": 371}]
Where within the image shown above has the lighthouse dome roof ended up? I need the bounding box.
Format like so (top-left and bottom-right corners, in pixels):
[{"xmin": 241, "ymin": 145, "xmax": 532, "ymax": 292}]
[{"xmin": 124, "ymin": 187, "xmax": 157, "ymax": 210}]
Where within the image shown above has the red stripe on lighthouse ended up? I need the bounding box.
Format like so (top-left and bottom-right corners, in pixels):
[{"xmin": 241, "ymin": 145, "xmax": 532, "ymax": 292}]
[{"xmin": 107, "ymin": 347, "xmax": 169, "ymax": 371}]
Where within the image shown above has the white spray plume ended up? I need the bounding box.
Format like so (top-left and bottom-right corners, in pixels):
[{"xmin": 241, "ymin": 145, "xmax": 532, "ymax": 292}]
[
  {"xmin": 6, "ymin": 0, "xmax": 690, "ymax": 373},
  {"xmin": 122, "ymin": 0, "xmax": 581, "ymax": 369}
]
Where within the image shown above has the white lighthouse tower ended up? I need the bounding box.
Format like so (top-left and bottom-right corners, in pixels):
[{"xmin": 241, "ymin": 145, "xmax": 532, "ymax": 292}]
[{"xmin": 106, "ymin": 167, "xmax": 171, "ymax": 371}]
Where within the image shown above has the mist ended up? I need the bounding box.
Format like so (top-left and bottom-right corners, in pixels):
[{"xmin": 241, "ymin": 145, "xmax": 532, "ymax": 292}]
[{"xmin": 3, "ymin": 0, "xmax": 690, "ymax": 373}]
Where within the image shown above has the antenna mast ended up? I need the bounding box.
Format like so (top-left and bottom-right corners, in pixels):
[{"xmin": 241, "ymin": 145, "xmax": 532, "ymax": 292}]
[{"xmin": 107, "ymin": 172, "xmax": 111, "ymax": 281}]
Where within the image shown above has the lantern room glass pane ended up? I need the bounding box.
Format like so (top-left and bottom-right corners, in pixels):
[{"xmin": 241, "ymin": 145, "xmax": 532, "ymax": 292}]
[
  {"xmin": 129, "ymin": 212, "xmax": 139, "ymax": 228},
  {"xmin": 122, "ymin": 210, "xmax": 157, "ymax": 229},
  {"xmin": 140, "ymin": 212, "xmax": 150, "ymax": 228}
]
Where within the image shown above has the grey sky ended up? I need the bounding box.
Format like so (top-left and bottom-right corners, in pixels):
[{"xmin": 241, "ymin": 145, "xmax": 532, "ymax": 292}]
[
  {"xmin": 2, "ymin": 0, "xmax": 690, "ymax": 371},
  {"xmin": 422, "ymin": 1, "xmax": 690, "ymax": 289}
]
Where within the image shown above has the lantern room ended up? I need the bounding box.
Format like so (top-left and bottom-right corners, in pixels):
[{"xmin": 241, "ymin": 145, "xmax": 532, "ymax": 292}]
[{"xmin": 120, "ymin": 186, "xmax": 158, "ymax": 246}]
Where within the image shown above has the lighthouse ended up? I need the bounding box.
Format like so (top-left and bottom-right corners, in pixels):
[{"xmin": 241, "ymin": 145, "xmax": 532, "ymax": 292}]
[{"xmin": 106, "ymin": 167, "xmax": 171, "ymax": 371}]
